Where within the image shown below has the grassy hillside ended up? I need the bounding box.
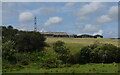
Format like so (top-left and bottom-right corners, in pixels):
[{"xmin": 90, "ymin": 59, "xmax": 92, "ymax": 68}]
[{"xmin": 45, "ymin": 38, "xmax": 119, "ymax": 54}]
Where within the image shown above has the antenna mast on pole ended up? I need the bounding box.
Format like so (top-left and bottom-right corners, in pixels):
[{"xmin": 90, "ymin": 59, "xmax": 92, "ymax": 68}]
[{"xmin": 34, "ymin": 16, "xmax": 37, "ymax": 32}]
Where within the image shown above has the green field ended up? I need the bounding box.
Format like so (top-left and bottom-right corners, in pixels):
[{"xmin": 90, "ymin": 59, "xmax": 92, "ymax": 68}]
[
  {"xmin": 45, "ymin": 38, "xmax": 119, "ymax": 54},
  {"xmin": 3, "ymin": 38, "xmax": 119, "ymax": 73}
]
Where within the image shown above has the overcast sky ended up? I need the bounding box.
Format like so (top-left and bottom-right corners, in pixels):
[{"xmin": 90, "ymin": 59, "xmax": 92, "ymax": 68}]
[{"xmin": 2, "ymin": 2, "xmax": 118, "ymax": 38}]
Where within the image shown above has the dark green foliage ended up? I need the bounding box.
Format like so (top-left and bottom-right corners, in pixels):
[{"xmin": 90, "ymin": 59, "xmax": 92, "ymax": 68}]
[
  {"xmin": 2, "ymin": 40, "xmax": 17, "ymax": 64},
  {"xmin": 14, "ymin": 31, "xmax": 47, "ymax": 52},
  {"xmin": 15, "ymin": 53, "xmax": 31, "ymax": 65},
  {"xmin": 69, "ymin": 52, "xmax": 80, "ymax": 64},
  {"xmin": 3, "ymin": 59, "xmax": 24, "ymax": 70},
  {"xmin": 2, "ymin": 26, "xmax": 47, "ymax": 53},
  {"xmin": 0, "ymin": 26, "xmax": 2, "ymax": 37},
  {"xmin": 79, "ymin": 42, "xmax": 119, "ymax": 63},
  {"xmin": 117, "ymin": 47, "xmax": 120, "ymax": 62},
  {"xmin": 2, "ymin": 26, "xmax": 18, "ymax": 43},
  {"xmin": 2, "ymin": 59, "xmax": 12, "ymax": 69},
  {"xmin": 14, "ymin": 51, "xmax": 46, "ymax": 65},
  {"xmin": 99, "ymin": 44, "xmax": 118, "ymax": 63},
  {"xmin": 2, "ymin": 25, "xmax": 48, "ymax": 70},
  {"xmin": 7, "ymin": 25, "xmax": 13, "ymax": 29},
  {"xmin": 40, "ymin": 51, "xmax": 62, "ymax": 68},
  {"xmin": 18, "ymin": 59, "xmax": 29, "ymax": 65},
  {"xmin": 53, "ymin": 41, "xmax": 70, "ymax": 63},
  {"xmin": 29, "ymin": 51, "xmax": 46, "ymax": 62},
  {"xmin": 2, "ymin": 40, "xmax": 18, "ymax": 69}
]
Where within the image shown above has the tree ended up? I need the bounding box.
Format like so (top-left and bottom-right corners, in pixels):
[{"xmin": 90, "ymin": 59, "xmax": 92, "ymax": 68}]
[
  {"xmin": 2, "ymin": 26, "xmax": 18, "ymax": 43},
  {"xmin": 53, "ymin": 41, "xmax": 70, "ymax": 63},
  {"xmin": 7, "ymin": 25, "xmax": 13, "ymax": 29},
  {"xmin": 14, "ymin": 31, "xmax": 47, "ymax": 52}
]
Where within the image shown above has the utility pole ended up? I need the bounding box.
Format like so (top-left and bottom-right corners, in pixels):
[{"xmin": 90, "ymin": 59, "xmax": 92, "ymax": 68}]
[{"xmin": 34, "ymin": 16, "xmax": 37, "ymax": 32}]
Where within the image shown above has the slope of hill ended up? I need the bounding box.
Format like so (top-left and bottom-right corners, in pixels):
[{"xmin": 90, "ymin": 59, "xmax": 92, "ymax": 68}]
[{"xmin": 45, "ymin": 38, "xmax": 119, "ymax": 54}]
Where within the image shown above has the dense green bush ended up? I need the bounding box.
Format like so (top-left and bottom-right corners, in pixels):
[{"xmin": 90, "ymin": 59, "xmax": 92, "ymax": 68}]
[
  {"xmin": 2, "ymin": 59, "xmax": 13, "ymax": 69},
  {"xmin": 40, "ymin": 51, "xmax": 62, "ymax": 68},
  {"xmin": 15, "ymin": 53, "xmax": 31, "ymax": 65},
  {"xmin": 69, "ymin": 52, "xmax": 80, "ymax": 64},
  {"xmin": 79, "ymin": 42, "xmax": 119, "ymax": 63},
  {"xmin": 53, "ymin": 41, "xmax": 70, "ymax": 63},
  {"xmin": 29, "ymin": 51, "xmax": 46, "ymax": 62},
  {"xmin": 2, "ymin": 40, "xmax": 17, "ymax": 64},
  {"xmin": 2, "ymin": 26, "xmax": 47, "ymax": 53},
  {"xmin": 14, "ymin": 31, "xmax": 47, "ymax": 52}
]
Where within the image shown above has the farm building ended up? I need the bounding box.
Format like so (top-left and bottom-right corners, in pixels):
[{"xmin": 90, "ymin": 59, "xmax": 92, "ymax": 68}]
[
  {"xmin": 40, "ymin": 32, "xmax": 103, "ymax": 38},
  {"xmin": 40, "ymin": 32, "xmax": 69, "ymax": 38},
  {"xmin": 94, "ymin": 35, "xmax": 103, "ymax": 38},
  {"xmin": 68, "ymin": 34, "xmax": 77, "ymax": 38},
  {"xmin": 77, "ymin": 34, "xmax": 103, "ymax": 38},
  {"xmin": 77, "ymin": 34, "xmax": 94, "ymax": 38}
]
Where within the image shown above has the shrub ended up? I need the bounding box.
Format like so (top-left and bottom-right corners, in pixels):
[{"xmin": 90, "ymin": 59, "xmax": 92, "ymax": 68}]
[
  {"xmin": 69, "ymin": 52, "xmax": 81, "ymax": 64},
  {"xmin": 29, "ymin": 51, "xmax": 46, "ymax": 62},
  {"xmin": 15, "ymin": 63, "xmax": 24, "ymax": 69},
  {"xmin": 40, "ymin": 51, "xmax": 62, "ymax": 68},
  {"xmin": 2, "ymin": 40, "xmax": 17, "ymax": 64},
  {"xmin": 2, "ymin": 59, "xmax": 12, "ymax": 69},
  {"xmin": 53, "ymin": 41, "xmax": 70, "ymax": 63},
  {"xmin": 18, "ymin": 59, "xmax": 29, "ymax": 65},
  {"xmin": 79, "ymin": 42, "xmax": 118, "ymax": 63},
  {"xmin": 99, "ymin": 43, "xmax": 118, "ymax": 63},
  {"xmin": 15, "ymin": 53, "xmax": 31, "ymax": 65}
]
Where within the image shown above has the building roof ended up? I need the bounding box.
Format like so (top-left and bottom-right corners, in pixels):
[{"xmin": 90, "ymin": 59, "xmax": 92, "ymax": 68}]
[
  {"xmin": 79, "ymin": 34, "xmax": 94, "ymax": 37},
  {"xmin": 94, "ymin": 35, "xmax": 103, "ymax": 37},
  {"xmin": 40, "ymin": 32, "xmax": 68, "ymax": 35}
]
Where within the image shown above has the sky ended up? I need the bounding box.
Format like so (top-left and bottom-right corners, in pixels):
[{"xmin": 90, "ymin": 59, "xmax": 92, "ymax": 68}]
[{"xmin": 2, "ymin": 2, "xmax": 118, "ymax": 38}]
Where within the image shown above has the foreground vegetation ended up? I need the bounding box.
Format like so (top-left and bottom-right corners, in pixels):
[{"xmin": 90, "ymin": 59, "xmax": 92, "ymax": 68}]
[
  {"xmin": 2, "ymin": 26, "xmax": 120, "ymax": 73},
  {"xmin": 4, "ymin": 63, "xmax": 119, "ymax": 73}
]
